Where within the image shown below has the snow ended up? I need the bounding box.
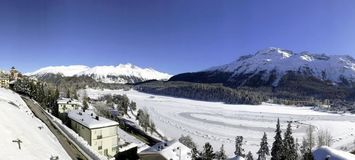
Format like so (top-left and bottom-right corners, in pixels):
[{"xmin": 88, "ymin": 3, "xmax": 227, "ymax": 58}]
[
  {"xmin": 207, "ymin": 47, "xmax": 355, "ymax": 85},
  {"xmin": 76, "ymin": 64, "xmax": 172, "ymax": 83},
  {"xmin": 139, "ymin": 140, "xmax": 191, "ymax": 160},
  {"xmin": 26, "ymin": 65, "xmax": 89, "ymax": 77},
  {"xmin": 68, "ymin": 109, "xmax": 119, "ymax": 129},
  {"xmin": 0, "ymin": 88, "xmax": 71, "ymax": 160},
  {"xmin": 313, "ymin": 146, "xmax": 355, "ymax": 160},
  {"xmin": 228, "ymin": 156, "xmax": 245, "ymax": 160},
  {"xmin": 26, "ymin": 63, "xmax": 172, "ymax": 84},
  {"xmin": 57, "ymin": 97, "xmax": 82, "ymax": 106},
  {"xmin": 82, "ymin": 88, "xmax": 355, "ymax": 158}
]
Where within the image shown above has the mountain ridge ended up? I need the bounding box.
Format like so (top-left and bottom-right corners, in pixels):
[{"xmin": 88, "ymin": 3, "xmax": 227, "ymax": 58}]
[
  {"xmin": 172, "ymin": 47, "xmax": 355, "ymax": 87},
  {"xmin": 26, "ymin": 63, "xmax": 172, "ymax": 84}
]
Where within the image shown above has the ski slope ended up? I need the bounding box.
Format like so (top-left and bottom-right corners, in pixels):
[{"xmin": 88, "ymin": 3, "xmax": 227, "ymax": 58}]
[
  {"xmin": 83, "ymin": 88, "xmax": 355, "ymax": 157},
  {"xmin": 0, "ymin": 88, "xmax": 71, "ymax": 160}
]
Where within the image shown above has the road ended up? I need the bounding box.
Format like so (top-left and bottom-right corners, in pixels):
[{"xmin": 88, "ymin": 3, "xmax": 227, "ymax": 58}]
[
  {"xmin": 22, "ymin": 96, "xmax": 88, "ymax": 160},
  {"xmin": 119, "ymin": 118, "xmax": 162, "ymax": 146}
]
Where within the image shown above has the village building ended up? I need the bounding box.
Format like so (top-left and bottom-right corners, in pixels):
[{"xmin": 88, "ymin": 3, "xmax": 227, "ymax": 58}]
[
  {"xmin": 0, "ymin": 72, "xmax": 10, "ymax": 88},
  {"xmin": 139, "ymin": 140, "xmax": 192, "ymax": 160},
  {"xmin": 10, "ymin": 66, "xmax": 20, "ymax": 81},
  {"xmin": 68, "ymin": 109, "xmax": 119, "ymax": 157},
  {"xmin": 57, "ymin": 98, "xmax": 83, "ymax": 113}
]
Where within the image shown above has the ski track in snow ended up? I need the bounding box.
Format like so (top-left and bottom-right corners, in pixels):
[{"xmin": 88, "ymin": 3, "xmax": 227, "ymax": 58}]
[{"xmin": 83, "ymin": 88, "xmax": 355, "ymax": 157}]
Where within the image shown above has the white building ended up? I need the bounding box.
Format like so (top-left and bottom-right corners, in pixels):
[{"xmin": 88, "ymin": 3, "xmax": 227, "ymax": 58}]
[
  {"xmin": 68, "ymin": 109, "xmax": 119, "ymax": 157},
  {"xmin": 57, "ymin": 98, "xmax": 83, "ymax": 113},
  {"xmin": 0, "ymin": 72, "xmax": 10, "ymax": 88},
  {"xmin": 139, "ymin": 140, "xmax": 192, "ymax": 160}
]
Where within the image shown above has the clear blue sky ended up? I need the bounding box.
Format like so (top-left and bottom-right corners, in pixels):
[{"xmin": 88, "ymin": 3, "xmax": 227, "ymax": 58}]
[{"xmin": 1, "ymin": 0, "xmax": 355, "ymax": 74}]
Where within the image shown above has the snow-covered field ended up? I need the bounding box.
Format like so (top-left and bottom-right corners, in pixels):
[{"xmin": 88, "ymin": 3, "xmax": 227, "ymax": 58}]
[
  {"xmin": 83, "ymin": 88, "xmax": 355, "ymax": 157},
  {"xmin": 0, "ymin": 88, "xmax": 71, "ymax": 160}
]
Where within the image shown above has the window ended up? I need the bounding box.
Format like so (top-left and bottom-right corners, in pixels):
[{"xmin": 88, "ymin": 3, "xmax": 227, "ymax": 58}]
[
  {"xmin": 104, "ymin": 149, "xmax": 108, "ymax": 156},
  {"xmin": 98, "ymin": 146, "xmax": 102, "ymax": 150},
  {"xmin": 112, "ymin": 147, "xmax": 117, "ymax": 153}
]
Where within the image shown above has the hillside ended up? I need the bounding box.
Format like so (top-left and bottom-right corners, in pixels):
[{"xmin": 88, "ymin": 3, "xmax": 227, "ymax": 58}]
[{"xmin": 0, "ymin": 88, "xmax": 70, "ymax": 159}]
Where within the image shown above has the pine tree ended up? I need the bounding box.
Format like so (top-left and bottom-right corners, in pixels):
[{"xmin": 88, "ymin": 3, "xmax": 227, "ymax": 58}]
[
  {"xmin": 282, "ymin": 122, "xmax": 298, "ymax": 160},
  {"xmin": 271, "ymin": 118, "xmax": 283, "ymax": 160},
  {"xmin": 246, "ymin": 151, "xmax": 254, "ymax": 160},
  {"xmin": 54, "ymin": 87, "xmax": 60, "ymax": 100},
  {"xmin": 235, "ymin": 136, "xmax": 245, "ymax": 157},
  {"xmin": 257, "ymin": 132, "xmax": 269, "ymax": 160},
  {"xmin": 303, "ymin": 148, "xmax": 314, "ymax": 160},
  {"xmin": 191, "ymin": 147, "xmax": 201, "ymax": 160},
  {"xmin": 66, "ymin": 89, "xmax": 71, "ymax": 98},
  {"xmin": 179, "ymin": 135, "xmax": 197, "ymax": 149},
  {"xmin": 215, "ymin": 144, "xmax": 227, "ymax": 160},
  {"xmin": 83, "ymin": 99, "xmax": 89, "ymax": 110},
  {"xmin": 201, "ymin": 142, "xmax": 214, "ymax": 160}
]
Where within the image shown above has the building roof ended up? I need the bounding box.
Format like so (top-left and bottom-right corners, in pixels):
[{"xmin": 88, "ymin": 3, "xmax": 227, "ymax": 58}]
[
  {"xmin": 57, "ymin": 98, "xmax": 82, "ymax": 106},
  {"xmin": 68, "ymin": 109, "xmax": 119, "ymax": 129},
  {"xmin": 139, "ymin": 140, "xmax": 191, "ymax": 160}
]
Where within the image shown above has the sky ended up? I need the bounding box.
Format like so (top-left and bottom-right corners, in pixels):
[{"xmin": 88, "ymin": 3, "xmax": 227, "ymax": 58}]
[{"xmin": 1, "ymin": 0, "xmax": 355, "ymax": 74}]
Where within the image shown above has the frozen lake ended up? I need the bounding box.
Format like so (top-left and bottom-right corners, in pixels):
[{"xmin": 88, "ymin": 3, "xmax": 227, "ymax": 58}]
[{"xmin": 83, "ymin": 88, "xmax": 355, "ymax": 157}]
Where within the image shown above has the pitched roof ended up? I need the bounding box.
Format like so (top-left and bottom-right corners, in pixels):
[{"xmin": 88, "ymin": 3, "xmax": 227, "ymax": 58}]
[
  {"xmin": 68, "ymin": 109, "xmax": 118, "ymax": 129},
  {"xmin": 140, "ymin": 140, "xmax": 191, "ymax": 160}
]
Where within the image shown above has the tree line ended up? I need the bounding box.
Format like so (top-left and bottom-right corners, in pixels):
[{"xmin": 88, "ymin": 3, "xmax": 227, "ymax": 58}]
[
  {"xmin": 11, "ymin": 77, "xmax": 60, "ymax": 116},
  {"xmin": 179, "ymin": 119, "xmax": 333, "ymax": 160}
]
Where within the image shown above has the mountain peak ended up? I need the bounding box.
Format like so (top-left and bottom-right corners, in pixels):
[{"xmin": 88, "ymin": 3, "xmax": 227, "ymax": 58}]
[{"xmin": 255, "ymin": 47, "xmax": 293, "ymax": 58}]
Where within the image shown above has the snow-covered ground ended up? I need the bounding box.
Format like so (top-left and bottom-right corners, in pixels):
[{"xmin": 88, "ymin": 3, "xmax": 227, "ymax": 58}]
[
  {"xmin": 82, "ymin": 88, "xmax": 355, "ymax": 157},
  {"xmin": 0, "ymin": 88, "xmax": 71, "ymax": 160}
]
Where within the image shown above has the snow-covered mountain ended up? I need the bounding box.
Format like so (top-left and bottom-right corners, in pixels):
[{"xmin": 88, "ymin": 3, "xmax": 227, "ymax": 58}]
[
  {"xmin": 26, "ymin": 64, "xmax": 172, "ymax": 84},
  {"xmin": 171, "ymin": 47, "xmax": 355, "ymax": 87}
]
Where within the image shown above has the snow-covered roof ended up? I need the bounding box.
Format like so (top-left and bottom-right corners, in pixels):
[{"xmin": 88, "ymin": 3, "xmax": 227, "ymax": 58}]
[
  {"xmin": 57, "ymin": 98, "xmax": 82, "ymax": 106},
  {"xmin": 313, "ymin": 146, "xmax": 355, "ymax": 160},
  {"xmin": 227, "ymin": 156, "xmax": 245, "ymax": 160},
  {"xmin": 139, "ymin": 140, "xmax": 191, "ymax": 160},
  {"xmin": 68, "ymin": 109, "xmax": 118, "ymax": 129}
]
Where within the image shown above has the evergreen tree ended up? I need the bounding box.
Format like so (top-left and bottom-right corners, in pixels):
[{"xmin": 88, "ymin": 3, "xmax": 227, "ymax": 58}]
[
  {"xmin": 282, "ymin": 122, "xmax": 298, "ymax": 160},
  {"xmin": 235, "ymin": 136, "xmax": 245, "ymax": 157},
  {"xmin": 303, "ymin": 148, "xmax": 314, "ymax": 160},
  {"xmin": 271, "ymin": 118, "xmax": 283, "ymax": 160},
  {"xmin": 54, "ymin": 87, "xmax": 60, "ymax": 100},
  {"xmin": 201, "ymin": 142, "xmax": 214, "ymax": 160},
  {"xmin": 83, "ymin": 99, "xmax": 89, "ymax": 110},
  {"xmin": 73, "ymin": 92, "xmax": 78, "ymax": 99},
  {"xmin": 66, "ymin": 89, "xmax": 71, "ymax": 98},
  {"xmin": 246, "ymin": 151, "xmax": 254, "ymax": 160},
  {"xmin": 179, "ymin": 135, "xmax": 197, "ymax": 149},
  {"xmin": 215, "ymin": 145, "xmax": 227, "ymax": 160},
  {"xmin": 191, "ymin": 147, "xmax": 201, "ymax": 160},
  {"xmin": 129, "ymin": 101, "xmax": 137, "ymax": 111},
  {"xmin": 257, "ymin": 132, "xmax": 269, "ymax": 160}
]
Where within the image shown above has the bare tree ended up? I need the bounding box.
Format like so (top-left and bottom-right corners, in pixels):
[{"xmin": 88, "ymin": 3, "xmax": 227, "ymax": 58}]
[
  {"xmin": 305, "ymin": 125, "xmax": 315, "ymax": 149},
  {"xmin": 317, "ymin": 129, "xmax": 332, "ymax": 147}
]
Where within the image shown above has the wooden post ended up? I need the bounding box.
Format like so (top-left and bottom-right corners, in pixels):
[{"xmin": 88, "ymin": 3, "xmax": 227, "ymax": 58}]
[{"xmin": 12, "ymin": 138, "xmax": 23, "ymax": 150}]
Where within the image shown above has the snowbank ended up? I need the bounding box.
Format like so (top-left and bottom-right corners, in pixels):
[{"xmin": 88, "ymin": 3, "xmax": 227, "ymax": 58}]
[{"xmin": 0, "ymin": 88, "xmax": 71, "ymax": 160}]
